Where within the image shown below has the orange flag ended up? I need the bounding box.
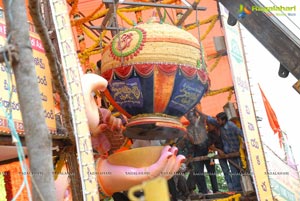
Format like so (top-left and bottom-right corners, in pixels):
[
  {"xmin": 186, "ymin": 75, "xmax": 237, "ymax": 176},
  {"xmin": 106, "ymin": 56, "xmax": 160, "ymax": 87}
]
[{"xmin": 259, "ymin": 84, "xmax": 282, "ymax": 147}]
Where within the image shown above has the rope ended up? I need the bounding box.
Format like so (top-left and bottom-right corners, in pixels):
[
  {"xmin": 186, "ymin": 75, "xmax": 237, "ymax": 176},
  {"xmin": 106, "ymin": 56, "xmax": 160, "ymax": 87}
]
[
  {"xmin": 195, "ymin": 4, "xmax": 206, "ymax": 70},
  {"xmin": 0, "ymin": 43, "xmax": 34, "ymax": 201},
  {"xmin": 113, "ymin": 1, "xmax": 126, "ymax": 67}
]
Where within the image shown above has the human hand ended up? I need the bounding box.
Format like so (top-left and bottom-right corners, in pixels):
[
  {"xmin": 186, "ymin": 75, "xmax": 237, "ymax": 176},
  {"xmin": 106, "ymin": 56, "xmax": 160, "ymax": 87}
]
[
  {"xmin": 96, "ymin": 145, "xmax": 186, "ymax": 196},
  {"xmin": 218, "ymin": 150, "xmax": 225, "ymax": 157}
]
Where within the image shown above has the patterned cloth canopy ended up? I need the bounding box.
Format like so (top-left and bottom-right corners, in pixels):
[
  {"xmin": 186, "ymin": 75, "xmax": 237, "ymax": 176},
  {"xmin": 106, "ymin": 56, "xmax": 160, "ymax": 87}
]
[{"xmin": 101, "ymin": 22, "xmax": 209, "ymax": 139}]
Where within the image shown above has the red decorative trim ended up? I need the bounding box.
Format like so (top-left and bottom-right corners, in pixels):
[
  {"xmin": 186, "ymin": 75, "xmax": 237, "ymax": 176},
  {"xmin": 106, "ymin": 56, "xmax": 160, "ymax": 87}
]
[
  {"xmin": 115, "ymin": 66, "xmax": 134, "ymax": 79},
  {"xmin": 181, "ymin": 66, "xmax": 197, "ymax": 79},
  {"xmin": 157, "ymin": 64, "xmax": 177, "ymax": 75},
  {"xmin": 197, "ymin": 70, "xmax": 209, "ymax": 83},
  {"xmin": 101, "ymin": 69, "xmax": 113, "ymax": 81},
  {"xmin": 133, "ymin": 64, "xmax": 154, "ymax": 77},
  {"xmin": 101, "ymin": 63, "xmax": 208, "ymax": 84}
]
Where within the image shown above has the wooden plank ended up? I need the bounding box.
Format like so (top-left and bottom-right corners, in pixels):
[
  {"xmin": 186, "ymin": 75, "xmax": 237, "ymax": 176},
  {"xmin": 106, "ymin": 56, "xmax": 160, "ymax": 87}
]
[
  {"xmin": 219, "ymin": 0, "xmax": 300, "ymax": 79},
  {"xmin": 192, "ymin": 151, "xmax": 240, "ymax": 162}
]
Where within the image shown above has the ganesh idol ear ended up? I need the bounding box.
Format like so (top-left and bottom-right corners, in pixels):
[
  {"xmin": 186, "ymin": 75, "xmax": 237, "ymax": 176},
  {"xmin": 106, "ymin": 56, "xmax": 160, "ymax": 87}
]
[
  {"xmin": 81, "ymin": 74, "xmax": 108, "ymax": 135},
  {"xmin": 81, "ymin": 73, "xmax": 108, "ymax": 92}
]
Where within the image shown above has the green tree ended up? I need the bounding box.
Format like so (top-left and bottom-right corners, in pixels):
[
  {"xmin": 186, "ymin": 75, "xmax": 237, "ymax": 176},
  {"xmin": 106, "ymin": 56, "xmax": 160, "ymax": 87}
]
[{"xmin": 205, "ymin": 164, "xmax": 228, "ymax": 192}]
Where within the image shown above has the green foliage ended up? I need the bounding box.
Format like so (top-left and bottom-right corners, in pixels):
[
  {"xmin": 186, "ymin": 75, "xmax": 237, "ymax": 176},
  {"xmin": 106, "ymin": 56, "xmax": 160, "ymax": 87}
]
[{"xmin": 204, "ymin": 164, "xmax": 228, "ymax": 192}]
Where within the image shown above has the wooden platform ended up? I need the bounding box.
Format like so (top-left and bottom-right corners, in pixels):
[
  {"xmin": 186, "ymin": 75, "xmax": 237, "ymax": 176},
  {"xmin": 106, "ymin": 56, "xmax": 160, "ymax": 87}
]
[{"xmin": 188, "ymin": 191, "xmax": 257, "ymax": 201}]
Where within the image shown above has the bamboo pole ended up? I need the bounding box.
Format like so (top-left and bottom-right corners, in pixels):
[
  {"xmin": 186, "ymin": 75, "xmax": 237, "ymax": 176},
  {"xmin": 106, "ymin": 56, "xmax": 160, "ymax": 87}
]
[{"xmin": 3, "ymin": 0, "xmax": 55, "ymax": 200}]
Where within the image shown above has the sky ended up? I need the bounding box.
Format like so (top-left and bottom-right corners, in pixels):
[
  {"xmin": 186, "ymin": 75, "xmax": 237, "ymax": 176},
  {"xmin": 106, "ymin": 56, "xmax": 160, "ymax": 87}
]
[{"xmin": 239, "ymin": 0, "xmax": 300, "ymax": 170}]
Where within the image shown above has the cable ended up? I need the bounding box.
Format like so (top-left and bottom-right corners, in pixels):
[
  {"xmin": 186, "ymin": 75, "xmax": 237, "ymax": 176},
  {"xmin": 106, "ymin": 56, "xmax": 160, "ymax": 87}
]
[
  {"xmin": 0, "ymin": 90, "xmax": 33, "ymax": 201},
  {"xmin": 0, "ymin": 3, "xmax": 33, "ymax": 196},
  {"xmin": 195, "ymin": 4, "xmax": 206, "ymax": 69},
  {"xmin": 113, "ymin": 0, "xmax": 125, "ymax": 66},
  {"xmin": 1, "ymin": 45, "xmax": 33, "ymax": 201}
]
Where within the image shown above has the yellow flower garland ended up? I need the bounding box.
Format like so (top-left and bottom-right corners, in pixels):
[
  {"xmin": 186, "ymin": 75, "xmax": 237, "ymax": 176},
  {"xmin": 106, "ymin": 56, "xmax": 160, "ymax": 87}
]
[
  {"xmin": 209, "ymin": 55, "xmax": 222, "ymax": 72},
  {"xmin": 205, "ymin": 86, "xmax": 234, "ymax": 97},
  {"xmin": 217, "ymin": 193, "xmax": 241, "ymax": 201},
  {"xmin": 118, "ymin": 6, "xmax": 151, "ymax": 13},
  {"xmin": 185, "ymin": 15, "xmax": 219, "ymax": 41},
  {"xmin": 117, "ymin": 10, "xmax": 135, "ymax": 26},
  {"xmin": 70, "ymin": 0, "xmax": 219, "ymax": 80}
]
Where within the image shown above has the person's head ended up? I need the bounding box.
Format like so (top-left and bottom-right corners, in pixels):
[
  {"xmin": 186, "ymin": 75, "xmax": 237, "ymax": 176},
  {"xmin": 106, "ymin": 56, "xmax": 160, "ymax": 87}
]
[
  {"xmin": 206, "ymin": 116, "xmax": 219, "ymax": 131},
  {"xmin": 186, "ymin": 110, "xmax": 197, "ymax": 123},
  {"xmin": 216, "ymin": 112, "xmax": 228, "ymax": 126}
]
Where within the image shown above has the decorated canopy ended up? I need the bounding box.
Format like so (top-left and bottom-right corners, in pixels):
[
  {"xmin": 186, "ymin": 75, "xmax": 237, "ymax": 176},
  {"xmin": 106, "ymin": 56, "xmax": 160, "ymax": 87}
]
[{"xmin": 101, "ymin": 21, "xmax": 209, "ymax": 139}]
